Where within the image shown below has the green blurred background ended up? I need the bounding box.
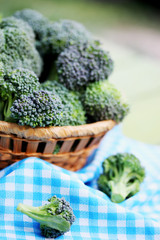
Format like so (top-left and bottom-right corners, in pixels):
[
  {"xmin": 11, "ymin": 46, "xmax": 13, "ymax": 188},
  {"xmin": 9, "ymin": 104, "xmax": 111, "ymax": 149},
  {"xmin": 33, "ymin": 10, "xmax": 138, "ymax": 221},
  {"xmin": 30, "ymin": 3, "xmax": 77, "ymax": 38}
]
[{"xmin": 0, "ymin": 0, "xmax": 160, "ymax": 144}]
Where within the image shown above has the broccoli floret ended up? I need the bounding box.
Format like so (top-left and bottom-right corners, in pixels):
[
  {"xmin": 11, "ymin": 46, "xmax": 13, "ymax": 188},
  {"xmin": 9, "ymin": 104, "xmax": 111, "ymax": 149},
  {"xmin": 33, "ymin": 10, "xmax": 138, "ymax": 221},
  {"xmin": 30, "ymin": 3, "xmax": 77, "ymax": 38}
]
[
  {"xmin": 40, "ymin": 80, "xmax": 86, "ymax": 126},
  {"xmin": 14, "ymin": 9, "xmax": 49, "ymax": 53},
  {"xmin": 0, "ymin": 68, "xmax": 40, "ymax": 121},
  {"xmin": 40, "ymin": 19, "xmax": 93, "ymax": 55},
  {"xmin": 0, "ymin": 22, "xmax": 42, "ymax": 76},
  {"xmin": 97, "ymin": 153, "xmax": 145, "ymax": 203},
  {"xmin": 17, "ymin": 195, "xmax": 75, "ymax": 238},
  {"xmin": 0, "ymin": 16, "xmax": 35, "ymax": 42},
  {"xmin": 83, "ymin": 80, "xmax": 129, "ymax": 123},
  {"xmin": 10, "ymin": 90, "xmax": 63, "ymax": 128},
  {"xmin": 56, "ymin": 42, "xmax": 113, "ymax": 90},
  {"xmin": 14, "ymin": 9, "xmax": 57, "ymax": 79}
]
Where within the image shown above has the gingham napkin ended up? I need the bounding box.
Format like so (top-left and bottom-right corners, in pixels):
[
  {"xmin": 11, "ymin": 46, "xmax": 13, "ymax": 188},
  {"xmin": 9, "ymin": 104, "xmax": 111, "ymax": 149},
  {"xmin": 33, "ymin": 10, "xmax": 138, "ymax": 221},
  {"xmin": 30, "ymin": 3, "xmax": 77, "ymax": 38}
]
[{"xmin": 0, "ymin": 154, "xmax": 160, "ymax": 240}]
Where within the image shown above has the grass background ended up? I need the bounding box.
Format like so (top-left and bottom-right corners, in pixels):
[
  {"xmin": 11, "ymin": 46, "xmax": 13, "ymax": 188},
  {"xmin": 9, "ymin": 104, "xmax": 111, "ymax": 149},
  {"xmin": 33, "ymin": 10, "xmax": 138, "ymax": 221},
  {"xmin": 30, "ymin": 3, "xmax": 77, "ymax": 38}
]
[{"xmin": 0, "ymin": 0, "xmax": 160, "ymax": 144}]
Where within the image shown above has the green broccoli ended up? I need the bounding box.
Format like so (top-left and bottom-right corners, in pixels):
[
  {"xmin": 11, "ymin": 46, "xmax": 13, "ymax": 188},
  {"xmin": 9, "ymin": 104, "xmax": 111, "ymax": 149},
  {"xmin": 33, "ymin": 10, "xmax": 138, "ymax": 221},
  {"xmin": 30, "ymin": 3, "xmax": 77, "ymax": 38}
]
[
  {"xmin": 10, "ymin": 90, "xmax": 63, "ymax": 128},
  {"xmin": 97, "ymin": 153, "xmax": 145, "ymax": 203},
  {"xmin": 40, "ymin": 80, "xmax": 86, "ymax": 126},
  {"xmin": 0, "ymin": 20, "xmax": 42, "ymax": 76},
  {"xmin": 56, "ymin": 42, "xmax": 113, "ymax": 90},
  {"xmin": 83, "ymin": 80, "xmax": 129, "ymax": 123},
  {"xmin": 13, "ymin": 9, "xmax": 57, "ymax": 80},
  {"xmin": 0, "ymin": 16, "xmax": 35, "ymax": 42},
  {"xmin": 0, "ymin": 68, "xmax": 40, "ymax": 121},
  {"xmin": 40, "ymin": 19, "xmax": 93, "ymax": 55},
  {"xmin": 17, "ymin": 195, "xmax": 75, "ymax": 238},
  {"xmin": 14, "ymin": 9, "xmax": 49, "ymax": 54}
]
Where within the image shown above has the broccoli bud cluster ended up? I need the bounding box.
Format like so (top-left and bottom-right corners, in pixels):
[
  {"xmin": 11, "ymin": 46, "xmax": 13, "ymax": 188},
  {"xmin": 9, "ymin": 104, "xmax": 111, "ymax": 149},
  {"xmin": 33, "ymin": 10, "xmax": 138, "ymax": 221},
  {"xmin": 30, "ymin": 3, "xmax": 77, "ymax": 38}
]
[
  {"xmin": 0, "ymin": 68, "xmax": 40, "ymax": 121},
  {"xmin": 83, "ymin": 80, "xmax": 129, "ymax": 123},
  {"xmin": 10, "ymin": 90, "xmax": 63, "ymax": 128},
  {"xmin": 40, "ymin": 19, "xmax": 92, "ymax": 55},
  {"xmin": 0, "ymin": 16, "xmax": 35, "ymax": 42},
  {"xmin": 14, "ymin": 9, "xmax": 50, "ymax": 54},
  {"xmin": 56, "ymin": 42, "xmax": 113, "ymax": 90},
  {"xmin": 2, "ymin": 68, "xmax": 40, "ymax": 98},
  {"xmin": 41, "ymin": 80, "xmax": 86, "ymax": 126},
  {"xmin": 0, "ymin": 20, "xmax": 42, "ymax": 76}
]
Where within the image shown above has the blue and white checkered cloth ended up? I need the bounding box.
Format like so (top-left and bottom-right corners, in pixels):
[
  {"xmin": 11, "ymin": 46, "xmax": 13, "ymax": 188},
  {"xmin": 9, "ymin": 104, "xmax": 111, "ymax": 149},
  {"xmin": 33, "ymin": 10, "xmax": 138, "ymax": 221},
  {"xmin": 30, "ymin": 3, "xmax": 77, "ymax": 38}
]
[{"xmin": 0, "ymin": 126, "xmax": 160, "ymax": 240}]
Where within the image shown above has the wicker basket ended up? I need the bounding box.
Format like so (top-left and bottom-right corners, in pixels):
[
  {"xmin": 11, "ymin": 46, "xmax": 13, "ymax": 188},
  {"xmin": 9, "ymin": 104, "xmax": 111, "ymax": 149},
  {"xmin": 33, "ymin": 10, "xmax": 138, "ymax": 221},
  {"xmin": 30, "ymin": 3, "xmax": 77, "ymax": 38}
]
[{"xmin": 0, "ymin": 120, "xmax": 116, "ymax": 171}]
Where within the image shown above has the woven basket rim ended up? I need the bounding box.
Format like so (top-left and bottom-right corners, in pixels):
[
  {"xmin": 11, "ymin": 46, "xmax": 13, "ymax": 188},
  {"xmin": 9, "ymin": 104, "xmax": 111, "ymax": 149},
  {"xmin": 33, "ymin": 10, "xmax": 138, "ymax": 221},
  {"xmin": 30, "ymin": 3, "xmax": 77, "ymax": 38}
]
[{"xmin": 0, "ymin": 120, "xmax": 116, "ymax": 140}]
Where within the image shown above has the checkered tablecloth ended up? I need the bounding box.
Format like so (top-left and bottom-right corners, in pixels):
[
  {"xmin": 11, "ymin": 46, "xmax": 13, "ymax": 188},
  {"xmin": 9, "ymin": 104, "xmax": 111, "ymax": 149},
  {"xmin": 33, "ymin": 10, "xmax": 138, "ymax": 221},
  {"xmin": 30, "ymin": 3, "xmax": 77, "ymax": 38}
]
[{"xmin": 0, "ymin": 126, "xmax": 160, "ymax": 240}]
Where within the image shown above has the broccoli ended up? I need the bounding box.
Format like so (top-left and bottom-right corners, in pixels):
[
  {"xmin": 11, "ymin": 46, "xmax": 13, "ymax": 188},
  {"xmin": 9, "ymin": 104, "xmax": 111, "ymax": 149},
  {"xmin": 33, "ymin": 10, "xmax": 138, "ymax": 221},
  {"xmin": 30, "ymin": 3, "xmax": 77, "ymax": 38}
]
[
  {"xmin": 56, "ymin": 42, "xmax": 113, "ymax": 90},
  {"xmin": 97, "ymin": 153, "xmax": 145, "ymax": 203},
  {"xmin": 40, "ymin": 19, "xmax": 93, "ymax": 55},
  {"xmin": 14, "ymin": 12, "xmax": 92, "ymax": 55},
  {"xmin": 10, "ymin": 90, "xmax": 63, "ymax": 128},
  {"xmin": 14, "ymin": 9, "xmax": 49, "ymax": 53},
  {"xmin": 0, "ymin": 16, "xmax": 35, "ymax": 42},
  {"xmin": 0, "ymin": 20, "xmax": 42, "ymax": 76},
  {"xmin": 0, "ymin": 68, "xmax": 40, "ymax": 121},
  {"xmin": 14, "ymin": 9, "xmax": 57, "ymax": 80},
  {"xmin": 83, "ymin": 80, "xmax": 129, "ymax": 123},
  {"xmin": 17, "ymin": 195, "xmax": 75, "ymax": 238},
  {"xmin": 40, "ymin": 80, "xmax": 86, "ymax": 126}
]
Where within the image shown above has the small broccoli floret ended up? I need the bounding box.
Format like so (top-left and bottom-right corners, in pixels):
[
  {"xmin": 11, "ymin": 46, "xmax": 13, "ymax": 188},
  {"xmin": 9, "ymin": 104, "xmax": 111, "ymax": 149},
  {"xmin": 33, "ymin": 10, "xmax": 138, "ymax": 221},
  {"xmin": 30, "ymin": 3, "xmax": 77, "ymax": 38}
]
[
  {"xmin": 40, "ymin": 80, "xmax": 86, "ymax": 126},
  {"xmin": 0, "ymin": 22, "xmax": 42, "ymax": 76},
  {"xmin": 17, "ymin": 195, "xmax": 75, "ymax": 238},
  {"xmin": 56, "ymin": 42, "xmax": 113, "ymax": 90},
  {"xmin": 40, "ymin": 19, "xmax": 93, "ymax": 55},
  {"xmin": 0, "ymin": 16, "xmax": 35, "ymax": 42},
  {"xmin": 83, "ymin": 80, "xmax": 129, "ymax": 123},
  {"xmin": 14, "ymin": 9, "xmax": 50, "ymax": 53},
  {"xmin": 10, "ymin": 90, "xmax": 63, "ymax": 128},
  {"xmin": 97, "ymin": 153, "xmax": 145, "ymax": 203},
  {"xmin": 0, "ymin": 68, "xmax": 40, "ymax": 121}
]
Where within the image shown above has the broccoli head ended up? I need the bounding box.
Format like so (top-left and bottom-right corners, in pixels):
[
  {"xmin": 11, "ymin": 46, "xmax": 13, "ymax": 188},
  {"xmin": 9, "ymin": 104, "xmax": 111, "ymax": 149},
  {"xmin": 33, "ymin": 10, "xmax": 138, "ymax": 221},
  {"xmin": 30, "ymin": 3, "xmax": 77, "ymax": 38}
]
[
  {"xmin": 39, "ymin": 19, "xmax": 93, "ymax": 55},
  {"xmin": 17, "ymin": 195, "xmax": 75, "ymax": 238},
  {"xmin": 10, "ymin": 90, "xmax": 63, "ymax": 128},
  {"xmin": 0, "ymin": 21, "xmax": 42, "ymax": 76},
  {"xmin": 40, "ymin": 80, "xmax": 86, "ymax": 126},
  {"xmin": 14, "ymin": 9, "xmax": 49, "ymax": 53},
  {"xmin": 97, "ymin": 153, "xmax": 145, "ymax": 203},
  {"xmin": 0, "ymin": 16, "xmax": 35, "ymax": 42},
  {"xmin": 0, "ymin": 68, "xmax": 40, "ymax": 121},
  {"xmin": 83, "ymin": 80, "xmax": 129, "ymax": 123},
  {"xmin": 56, "ymin": 42, "xmax": 113, "ymax": 90}
]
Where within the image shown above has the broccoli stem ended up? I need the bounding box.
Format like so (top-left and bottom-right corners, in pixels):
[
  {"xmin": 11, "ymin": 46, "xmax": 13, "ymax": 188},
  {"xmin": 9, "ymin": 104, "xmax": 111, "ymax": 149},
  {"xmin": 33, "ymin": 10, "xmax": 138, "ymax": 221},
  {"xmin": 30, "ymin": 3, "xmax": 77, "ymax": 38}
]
[
  {"xmin": 17, "ymin": 203, "xmax": 70, "ymax": 232},
  {"xmin": 110, "ymin": 171, "xmax": 140, "ymax": 203},
  {"xmin": 0, "ymin": 100, "xmax": 4, "ymax": 120},
  {"xmin": 3, "ymin": 95, "xmax": 14, "ymax": 122}
]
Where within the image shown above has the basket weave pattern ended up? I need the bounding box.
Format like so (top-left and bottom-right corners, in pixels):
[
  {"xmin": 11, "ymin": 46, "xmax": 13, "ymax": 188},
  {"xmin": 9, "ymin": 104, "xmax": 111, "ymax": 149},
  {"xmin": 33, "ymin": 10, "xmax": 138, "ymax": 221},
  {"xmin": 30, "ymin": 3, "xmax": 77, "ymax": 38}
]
[{"xmin": 0, "ymin": 120, "xmax": 116, "ymax": 171}]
